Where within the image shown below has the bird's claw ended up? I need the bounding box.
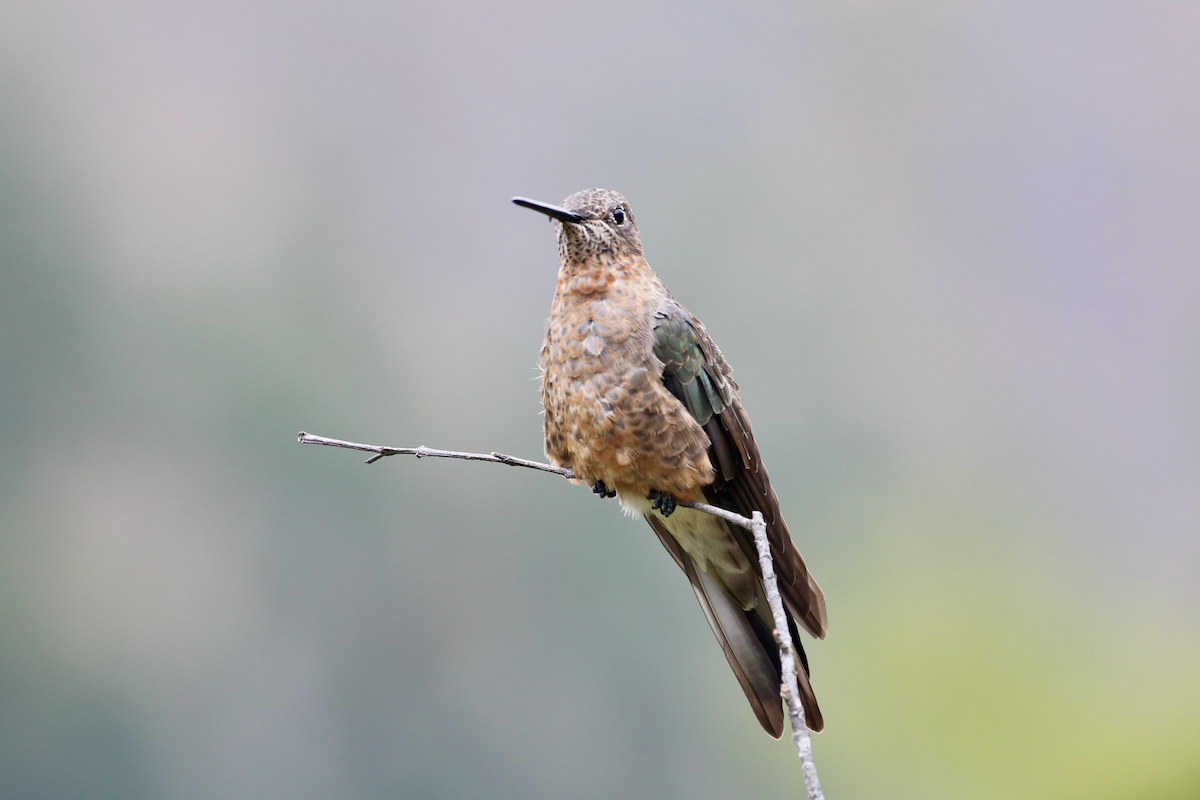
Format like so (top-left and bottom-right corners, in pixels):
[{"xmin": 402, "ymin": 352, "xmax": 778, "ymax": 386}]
[
  {"xmin": 591, "ymin": 480, "xmax": 617, "ymax": 499},
  {"xmin": 649, "ymin": 490, "xmax": 678, "ymax": 517}
]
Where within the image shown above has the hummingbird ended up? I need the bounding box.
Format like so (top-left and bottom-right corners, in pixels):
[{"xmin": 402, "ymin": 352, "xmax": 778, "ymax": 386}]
[{"xmin": 513, "ymin": 189, "xmax": 827, "ymax": 736}]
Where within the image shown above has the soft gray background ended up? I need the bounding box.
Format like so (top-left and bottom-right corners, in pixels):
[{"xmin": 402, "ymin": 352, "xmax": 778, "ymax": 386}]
[{"xmin": 1, "ymin": 1, "xmax": 1197, "ymax": 798}]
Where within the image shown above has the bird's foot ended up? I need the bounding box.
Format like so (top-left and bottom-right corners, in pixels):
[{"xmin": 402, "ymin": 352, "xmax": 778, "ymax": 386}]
[
  {"xmin": 591, "ymin": 480, "xmax": 617, "ymax": 499},
  {"xmin": 649, "ymin": 490, "xmax": 678, "ymax": 517}
]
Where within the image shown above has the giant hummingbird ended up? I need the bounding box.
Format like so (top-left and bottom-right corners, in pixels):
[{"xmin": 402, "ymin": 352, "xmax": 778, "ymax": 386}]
[{"xmin": 513, "ymin": 188, "xmax": 827, "ymax": 736}]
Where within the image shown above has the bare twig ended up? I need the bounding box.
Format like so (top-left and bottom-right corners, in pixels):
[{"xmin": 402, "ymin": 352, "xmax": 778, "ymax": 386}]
[
  {"xmin": 297, "ymin": 431, "xmax": 574, "ymax": 474},
  {"xmin": 298, "ymin": 430, "xmax": 824, "ymax": 798},
  {"xmin": 298, "ymin": 432, "xmax": 747, "ymax": 523},
  {"xmin": 751, "ymin": 511, "xmax": 825, "ymax": 800}
]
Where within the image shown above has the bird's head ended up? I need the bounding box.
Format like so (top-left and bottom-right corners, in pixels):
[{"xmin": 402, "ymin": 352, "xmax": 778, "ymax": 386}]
[{"xmin": 513, "ymin": 188, "xmax": 644, "ymax": 265}]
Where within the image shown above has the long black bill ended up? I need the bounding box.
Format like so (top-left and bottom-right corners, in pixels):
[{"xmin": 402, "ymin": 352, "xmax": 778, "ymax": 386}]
[{"xmin": 512, "ymin": 196, "xmax": 586, "ymax": 224}]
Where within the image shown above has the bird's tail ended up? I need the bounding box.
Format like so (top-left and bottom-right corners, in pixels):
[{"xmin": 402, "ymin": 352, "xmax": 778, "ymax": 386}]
[{"xmin": 645, "ymin": 515, "xmax": 823, "ymax": 736}]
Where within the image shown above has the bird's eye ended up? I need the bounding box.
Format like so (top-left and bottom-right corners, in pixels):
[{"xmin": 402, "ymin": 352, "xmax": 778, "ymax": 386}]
[{"xmin": 612, "ymin": 207, "xmax": 626, "ymax": 225}]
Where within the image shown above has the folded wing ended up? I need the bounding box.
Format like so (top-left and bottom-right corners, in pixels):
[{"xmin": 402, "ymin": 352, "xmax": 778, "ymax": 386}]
[{"xmin": 650, "ymin": 299, "xmax": 827, "ymax": 734}]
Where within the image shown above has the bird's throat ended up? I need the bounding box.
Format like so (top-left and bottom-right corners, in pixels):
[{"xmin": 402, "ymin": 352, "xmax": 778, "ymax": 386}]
[{"xmin": 557, "ymin": 256, "xmax": 617, "ymax": 297}]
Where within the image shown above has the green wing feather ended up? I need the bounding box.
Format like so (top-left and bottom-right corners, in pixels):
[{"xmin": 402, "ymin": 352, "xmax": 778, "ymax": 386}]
[{"xmin": 652, "ymin": 308, "xmax": 729, "ymax": 425}]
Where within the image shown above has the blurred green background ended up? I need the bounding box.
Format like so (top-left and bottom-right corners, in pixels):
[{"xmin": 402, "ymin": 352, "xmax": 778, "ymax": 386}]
[{"xmin": 1, "ymin": 1, "xmax": 1198, "ymax": 798}]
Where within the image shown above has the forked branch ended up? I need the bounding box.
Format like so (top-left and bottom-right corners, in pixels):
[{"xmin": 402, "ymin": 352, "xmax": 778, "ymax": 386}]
[{"xmin": 298, "ymin": 430, "xmax": 825, "ymax": 800}]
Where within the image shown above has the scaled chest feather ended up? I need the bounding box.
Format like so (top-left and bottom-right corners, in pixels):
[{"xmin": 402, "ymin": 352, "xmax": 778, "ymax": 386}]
[{"xmin": 539, "ymin": 282, "xmax": 713, "ymax": 498}]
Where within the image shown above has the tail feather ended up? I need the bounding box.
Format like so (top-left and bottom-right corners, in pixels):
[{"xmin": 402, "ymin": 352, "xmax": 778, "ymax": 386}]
[
  {"xmin": 645, "ymin": 515, "xmax": 823, "ymax": 736},
  {"xmin": 691, "ymin": 566, "xmax": 786, "ymax": 737}
]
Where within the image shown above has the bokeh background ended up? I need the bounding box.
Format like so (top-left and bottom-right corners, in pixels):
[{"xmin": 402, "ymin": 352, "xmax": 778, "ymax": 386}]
[{"xmin": 2, "ymin": 1, "xmax": 1198, "ymax": 798}]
